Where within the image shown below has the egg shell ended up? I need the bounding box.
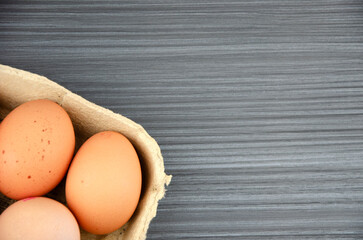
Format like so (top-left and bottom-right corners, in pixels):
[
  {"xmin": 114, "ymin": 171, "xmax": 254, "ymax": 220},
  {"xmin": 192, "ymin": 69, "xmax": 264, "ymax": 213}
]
[
  {"xmin": 0, "ymin": 197, "xmax": 80, "ymax": 240},
  {"xmin": 0, "ymin": 99, "xmax": 75, "ymax": 200},
  {"xmin": 66, "ymin": 131, "xmax": 142, "ymax": 235}
]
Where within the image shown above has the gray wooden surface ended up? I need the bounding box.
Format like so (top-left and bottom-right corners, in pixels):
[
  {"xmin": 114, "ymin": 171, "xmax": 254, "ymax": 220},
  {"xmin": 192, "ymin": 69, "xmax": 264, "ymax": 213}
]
[{"xmin": 1, "ymin": 0, "xmax": 363, "ymax": 239}]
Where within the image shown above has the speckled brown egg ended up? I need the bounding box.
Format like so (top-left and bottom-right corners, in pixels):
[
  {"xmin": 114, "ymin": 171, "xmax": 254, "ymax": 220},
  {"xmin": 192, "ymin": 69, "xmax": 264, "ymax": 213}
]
[{"xmin": 0, "ymin": 99, "xmax": 75, "ymax": 200}]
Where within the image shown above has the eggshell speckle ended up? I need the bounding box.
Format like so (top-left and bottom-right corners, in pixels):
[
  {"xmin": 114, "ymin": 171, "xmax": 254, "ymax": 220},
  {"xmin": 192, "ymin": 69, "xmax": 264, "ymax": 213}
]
[
  {"xmin": 66, "ymin": 131, "xmax": 142, "ymax": 235},
  {"xmin": 0, "ymin": 197, "xmax": 80, "ymax": 240},
  {"xmin": 0, "ymin": 99, "xmax": 75, "ymax": 199}
]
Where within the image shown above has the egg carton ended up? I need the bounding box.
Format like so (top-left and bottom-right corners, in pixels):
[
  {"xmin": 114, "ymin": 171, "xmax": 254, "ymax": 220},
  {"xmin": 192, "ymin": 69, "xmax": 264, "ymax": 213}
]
[{"xmin": 0, "ymin": 64, "xmax": 172, "ymax": 240}]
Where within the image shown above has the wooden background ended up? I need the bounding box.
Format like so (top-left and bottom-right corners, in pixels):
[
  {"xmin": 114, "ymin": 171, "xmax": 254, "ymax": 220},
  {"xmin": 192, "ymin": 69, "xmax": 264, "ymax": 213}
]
[{"xmin": 1, "ymin": 0, "xmax": 363, "ymax": 239}]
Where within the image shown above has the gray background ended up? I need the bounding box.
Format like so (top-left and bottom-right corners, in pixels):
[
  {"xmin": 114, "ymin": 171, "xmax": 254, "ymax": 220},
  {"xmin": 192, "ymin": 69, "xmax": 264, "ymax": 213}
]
[{"xmin": 1, "ymin": 0, "xmax": 363, "ymax": 239}]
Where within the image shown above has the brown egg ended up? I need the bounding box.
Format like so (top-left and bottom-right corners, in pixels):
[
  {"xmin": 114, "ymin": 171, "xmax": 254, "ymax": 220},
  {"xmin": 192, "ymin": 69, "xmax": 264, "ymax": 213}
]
[
  {"xmin": 0, "ymin": 197, "xmax": 80, "ymax": 240},
  {"xmin": 0, "ymin": 99, "xmax": 75, "ymax": 200},
  {"xmin": 66, "ymin": 131, "xmax": 142, "ymax": 235}
]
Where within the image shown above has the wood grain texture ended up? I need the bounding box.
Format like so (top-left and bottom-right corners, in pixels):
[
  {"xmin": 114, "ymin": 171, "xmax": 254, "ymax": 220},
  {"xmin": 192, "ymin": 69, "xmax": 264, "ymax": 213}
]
[{"xmin": 1, "ymin": 0, "xmax": 363, "ymax": 239}]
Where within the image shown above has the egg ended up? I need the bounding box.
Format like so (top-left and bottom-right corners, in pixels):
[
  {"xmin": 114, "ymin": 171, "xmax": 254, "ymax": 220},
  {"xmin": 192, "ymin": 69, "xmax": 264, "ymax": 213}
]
[
  {"xmin": 66, "ymin": 131, "xmax": 142, "ymax": 235},
  {"xmin": 0, "ymin": 99, "xmax": 75, "ymax": 200},
  {"xmin": 0, "ymin": 197, "xmax": 80, "ymax": 240}
]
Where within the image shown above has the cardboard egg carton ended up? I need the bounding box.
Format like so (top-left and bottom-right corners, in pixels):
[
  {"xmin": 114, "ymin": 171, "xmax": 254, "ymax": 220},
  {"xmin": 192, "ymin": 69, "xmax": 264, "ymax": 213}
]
[{"xmin": 0, "ymin": 64, "xmax": 171, "ymax": 240}]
